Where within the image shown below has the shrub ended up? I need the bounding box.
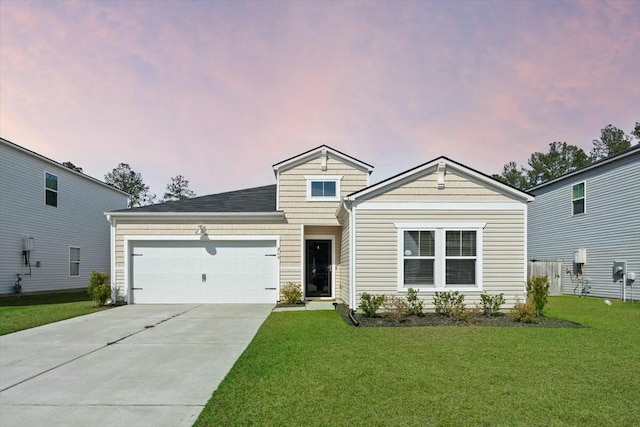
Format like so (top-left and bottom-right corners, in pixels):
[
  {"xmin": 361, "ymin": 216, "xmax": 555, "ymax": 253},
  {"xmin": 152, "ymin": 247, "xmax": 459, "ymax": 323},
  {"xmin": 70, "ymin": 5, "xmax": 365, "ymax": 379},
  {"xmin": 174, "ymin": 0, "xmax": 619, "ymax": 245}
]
[
  {"xmin": 526, "ymin": 276, "xmax": 550, "ymax": 316},
  {"xmin": 382, "ymin": 295, "xmax": 408, "ymax": 322},
  {"xmin": 87, "ymin": 271, "xmax": 111, "ymax": 306},
  {"xmin": 405, "ymin": 288, "xmax": 424, "ymax": 316},
  {"xmin": 280, "ymin": 282, "xmax": 303, "ymax": 304},
  {"xmin": 510, "ymin": 301, "xmax": 538, "ymax": 323},
  {"xmin": 480, "ymin": 293, "xmax": 505, "ymax": 316},
  {"xmin": 433, "ymin": 291, "xmax": 465, "ymax": 317},
  {"xmin": 359, "ymin": 293, "xmax": 385, "ymax": 318}
]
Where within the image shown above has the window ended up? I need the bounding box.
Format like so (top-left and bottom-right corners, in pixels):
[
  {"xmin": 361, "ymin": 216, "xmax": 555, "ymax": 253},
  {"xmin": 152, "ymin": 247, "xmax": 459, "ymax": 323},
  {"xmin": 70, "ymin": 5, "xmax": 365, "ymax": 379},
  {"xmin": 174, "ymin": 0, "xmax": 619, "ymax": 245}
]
[
  {"xmin": 69, "ymin": 247, "xmax": 80, "ymax": 276},
  {"xmin": 45, "ymin": 172, "xmax": 58, "ymax": 207},
  {"xmin": 397, "ymin": 223, "xmax": 484, "ymax": 290},
  {"xmin": 572, "ymin": 182, "xmax": 585, "ymax": 215},
  {"xmin": 305, "ymin": 175, "xmax": 342, "ymax": 201}
]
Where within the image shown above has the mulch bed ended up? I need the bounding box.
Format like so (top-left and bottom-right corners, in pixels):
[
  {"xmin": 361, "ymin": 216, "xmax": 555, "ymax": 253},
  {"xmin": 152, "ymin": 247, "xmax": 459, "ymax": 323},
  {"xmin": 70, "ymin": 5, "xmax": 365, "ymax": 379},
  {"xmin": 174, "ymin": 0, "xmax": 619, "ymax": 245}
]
[{"xmin": 335, "ymin": 304, "xmax": 583, "ymax": 328}]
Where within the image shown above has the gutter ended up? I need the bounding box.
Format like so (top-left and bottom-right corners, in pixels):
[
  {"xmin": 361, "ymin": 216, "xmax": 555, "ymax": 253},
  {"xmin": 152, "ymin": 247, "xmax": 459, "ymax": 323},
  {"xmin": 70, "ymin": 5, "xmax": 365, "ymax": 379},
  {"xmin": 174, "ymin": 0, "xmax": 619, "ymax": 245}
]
[
  {"xmin": 106, "ymin": 214, "xmax": 117, "ymax": 303},
  {"xmin": 104, "ymin": 211, "xmax": 286, "ymax": 222},
  {"xmin": 342, "ymin": 200, "xmax": 358, "ymax": 311}
]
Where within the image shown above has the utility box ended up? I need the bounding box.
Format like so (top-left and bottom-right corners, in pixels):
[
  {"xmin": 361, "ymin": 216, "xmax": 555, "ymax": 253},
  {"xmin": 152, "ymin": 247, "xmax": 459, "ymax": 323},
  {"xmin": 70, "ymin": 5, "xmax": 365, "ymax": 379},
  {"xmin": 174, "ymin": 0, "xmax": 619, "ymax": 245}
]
[
  {"xmin": 613, "ymin": 261, "xmax": 627, "ymax": 276},
  {"xmin": 574, "ymin": 249, "xmax": 587, "ymax": 264},
  {"xmin": 22, "ymin": 235, "xmax": 34, "ymax": 252}
]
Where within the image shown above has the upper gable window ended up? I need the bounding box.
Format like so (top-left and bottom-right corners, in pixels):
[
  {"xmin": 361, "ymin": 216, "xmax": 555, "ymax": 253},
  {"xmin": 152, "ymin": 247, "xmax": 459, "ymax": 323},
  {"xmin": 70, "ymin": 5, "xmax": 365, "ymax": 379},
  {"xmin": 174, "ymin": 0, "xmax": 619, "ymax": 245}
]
[
  {"xmin": 45, "ymin": 172, "xmax": 58, "ymax": 207},
  {"xmin": 305, "ymin": 175, "xmax": 342, "ymax": 201},
  {"xmin": 572, "ymin": 182, "xmax": 585, "ymax": 215}
]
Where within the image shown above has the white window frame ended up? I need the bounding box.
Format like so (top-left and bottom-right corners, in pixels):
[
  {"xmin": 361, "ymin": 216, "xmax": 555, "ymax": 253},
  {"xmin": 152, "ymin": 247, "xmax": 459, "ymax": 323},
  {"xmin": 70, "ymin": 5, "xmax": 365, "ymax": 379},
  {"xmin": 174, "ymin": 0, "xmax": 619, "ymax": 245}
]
[
  {"xmin": 396, "ymin": 222, "xmax": 485, "ymax": 291},
  {"xmin": 45, "ymin": 171, "xmax": 58, "ymax": 207},
  {"xmin": 304, "ymin": 175, "xmax": 343, "ymax": 201},
  {"xmin": 572, "ymin": 181, "xmax": 586, "ymax": 216},
  {"xmin": 69, "ymin": 246, "xmax": 80, "ymax": 277}
]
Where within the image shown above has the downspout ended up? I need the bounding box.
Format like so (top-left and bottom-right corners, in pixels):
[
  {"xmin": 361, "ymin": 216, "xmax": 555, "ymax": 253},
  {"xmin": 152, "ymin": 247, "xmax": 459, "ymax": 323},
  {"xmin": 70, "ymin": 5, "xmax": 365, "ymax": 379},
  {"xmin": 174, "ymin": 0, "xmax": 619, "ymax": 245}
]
[
  {"xmin": 341, "ymin": 200, "xmax": 359, "ymax": 326},
  {"xmin": 106, "ymin": 214, "xmax": 117, "ymax": 304}
]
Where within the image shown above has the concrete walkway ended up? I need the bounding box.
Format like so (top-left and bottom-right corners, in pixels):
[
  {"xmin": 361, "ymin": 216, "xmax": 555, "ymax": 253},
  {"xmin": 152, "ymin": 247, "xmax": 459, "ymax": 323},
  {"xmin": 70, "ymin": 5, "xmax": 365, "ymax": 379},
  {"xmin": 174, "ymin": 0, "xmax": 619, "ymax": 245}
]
[{"xmin": 0, "ymin": 304, "xmax": 273, "ymax": 427}]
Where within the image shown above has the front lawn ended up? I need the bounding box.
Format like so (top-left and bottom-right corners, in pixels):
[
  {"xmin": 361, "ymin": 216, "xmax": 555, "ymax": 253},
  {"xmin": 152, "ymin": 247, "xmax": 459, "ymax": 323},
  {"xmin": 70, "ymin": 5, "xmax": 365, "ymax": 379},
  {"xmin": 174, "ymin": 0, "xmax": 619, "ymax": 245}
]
[
  {"xmin": 0, "ymin": 291, "xmax": 108, "ymax": 335},
  {"xmin": 196, "ymin": 296, "xmax": 639, "ymax": 426}
]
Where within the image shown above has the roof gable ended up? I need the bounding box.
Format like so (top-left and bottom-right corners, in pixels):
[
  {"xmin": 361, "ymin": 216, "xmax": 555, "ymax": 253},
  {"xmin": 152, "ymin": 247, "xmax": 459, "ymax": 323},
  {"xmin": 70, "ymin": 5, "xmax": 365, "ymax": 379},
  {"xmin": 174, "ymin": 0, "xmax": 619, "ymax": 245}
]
[
  {"xmin": 272, "ymin": 145, "xmax": 374, "ymax": 175},
  {"xmin": 346, "ymin": 156, "xmax": 534, "ymax": 203}
]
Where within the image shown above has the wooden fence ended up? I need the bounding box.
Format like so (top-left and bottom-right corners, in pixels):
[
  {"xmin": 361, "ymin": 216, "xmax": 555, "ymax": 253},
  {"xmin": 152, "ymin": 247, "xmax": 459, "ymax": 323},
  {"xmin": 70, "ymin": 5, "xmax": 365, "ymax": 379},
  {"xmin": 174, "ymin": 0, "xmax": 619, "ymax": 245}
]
[{"xmin": 528, "ymin": 260, "xmax": 563, "ymax": 296}]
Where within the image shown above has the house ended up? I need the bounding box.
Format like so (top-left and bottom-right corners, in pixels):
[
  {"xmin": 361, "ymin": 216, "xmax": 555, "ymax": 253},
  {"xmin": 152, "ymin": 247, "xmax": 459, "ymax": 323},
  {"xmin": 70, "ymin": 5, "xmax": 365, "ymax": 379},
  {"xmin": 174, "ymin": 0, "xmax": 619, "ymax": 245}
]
[
  {"xmin": 106, "ymin": 146, "xmax": 533, "ymax": 308},
  {"xmin": 0, "ymin": 138, "xmax": 129, "ymax": 294},
  {"xmin": 528, "ymin": 145, "xmax": 640, "ymax": 301}
]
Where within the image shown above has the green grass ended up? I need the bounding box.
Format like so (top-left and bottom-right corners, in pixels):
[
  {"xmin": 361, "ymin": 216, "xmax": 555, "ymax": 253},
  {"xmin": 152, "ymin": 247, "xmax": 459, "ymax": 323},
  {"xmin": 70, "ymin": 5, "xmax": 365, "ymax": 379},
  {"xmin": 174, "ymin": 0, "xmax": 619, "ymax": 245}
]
[
  {"xmin": 0, "ymin": 291, "xmax": 107, "ymax": 335},
  {"xmin": 196, "ymin": 296, "xmax": 640, "ymax": 426}
]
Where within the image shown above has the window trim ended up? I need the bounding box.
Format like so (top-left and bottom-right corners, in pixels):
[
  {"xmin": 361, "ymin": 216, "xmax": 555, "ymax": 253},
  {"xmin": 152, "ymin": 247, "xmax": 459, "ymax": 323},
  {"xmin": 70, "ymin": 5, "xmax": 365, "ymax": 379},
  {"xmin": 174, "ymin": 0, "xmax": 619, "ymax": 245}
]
[
  {"xmin": 45, "ymin": 171, "xmax": 58, "ymax": 207},
  {"xmin": 571, "ymin": 181, "xmax": 586, "ymax": 216},
  {"xmin": 304, "ymin": 175, "xmax": 343, "ymax": 201},
  {"xmin": 69, "ymin": 246, "xmax": 80, "ymax": 277},
  {"xmin": 396, "ymin": 222, "xmax": 484, "ymax": 291}
]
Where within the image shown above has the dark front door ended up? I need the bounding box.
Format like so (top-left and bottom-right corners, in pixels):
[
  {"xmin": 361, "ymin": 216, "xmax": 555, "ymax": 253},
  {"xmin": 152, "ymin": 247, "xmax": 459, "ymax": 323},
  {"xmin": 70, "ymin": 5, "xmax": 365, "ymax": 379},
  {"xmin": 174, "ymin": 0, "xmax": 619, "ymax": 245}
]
[{"xmin": 306, "ymin": 240, "xmax": 332, "ymax": 298}]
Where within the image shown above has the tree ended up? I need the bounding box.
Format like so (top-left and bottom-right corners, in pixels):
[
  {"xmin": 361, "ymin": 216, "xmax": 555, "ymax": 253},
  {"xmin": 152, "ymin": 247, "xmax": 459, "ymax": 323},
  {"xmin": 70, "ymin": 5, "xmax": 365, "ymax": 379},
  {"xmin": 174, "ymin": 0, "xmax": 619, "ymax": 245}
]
[
  {"xmin": 163, "ymin": 175, "xmax": 196, "ymax": 201},
  {"xmin": 590, "ymin": 124, "xmax": 631, "ymax": 161},
  {"xmin": 104, "ymin": 163, "xmax": 156, "ymax": 207},
  {"xmin": 492, "ymin": 161, "xmax": 528, "ymax": 189},
  {"xmin": 631, "ymin": 121, "xmax": 640, "ymax": 140},
  {"xmin": 62, "ymin": 161, "xmax": 83, "ymax": 173},
  {"xmin": 526, "ymin": 142, "xmax": 590, "ymax": 187}
]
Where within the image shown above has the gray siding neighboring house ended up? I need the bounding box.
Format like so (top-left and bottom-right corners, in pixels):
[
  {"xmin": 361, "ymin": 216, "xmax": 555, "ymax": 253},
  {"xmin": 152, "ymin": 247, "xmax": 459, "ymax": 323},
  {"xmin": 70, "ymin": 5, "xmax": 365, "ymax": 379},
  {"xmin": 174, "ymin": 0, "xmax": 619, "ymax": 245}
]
[
  {"xmin": 528, "ymin": 145, "xmax": 640, "ymax": 300},
  {"xmin": 0, "ymin": 138, "xmax": 129, "ymax": 294}
]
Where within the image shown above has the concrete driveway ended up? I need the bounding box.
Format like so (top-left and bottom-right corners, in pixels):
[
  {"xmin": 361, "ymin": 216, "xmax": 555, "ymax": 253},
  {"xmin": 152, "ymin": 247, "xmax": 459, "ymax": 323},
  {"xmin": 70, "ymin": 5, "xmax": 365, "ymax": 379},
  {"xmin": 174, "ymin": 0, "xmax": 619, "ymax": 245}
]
[{"xmin": 0, "ymin": 304, "xmax": 273, "ymax": 427}]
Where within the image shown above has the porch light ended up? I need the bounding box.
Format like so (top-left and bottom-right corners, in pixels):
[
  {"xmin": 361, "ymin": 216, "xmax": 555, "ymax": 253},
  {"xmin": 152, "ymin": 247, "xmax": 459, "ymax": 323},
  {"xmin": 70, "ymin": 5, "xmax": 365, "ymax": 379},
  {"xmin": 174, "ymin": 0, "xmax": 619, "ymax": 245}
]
[{"xmin": 195, "ymin": 224, "xmax": 207, "ymax": 235}]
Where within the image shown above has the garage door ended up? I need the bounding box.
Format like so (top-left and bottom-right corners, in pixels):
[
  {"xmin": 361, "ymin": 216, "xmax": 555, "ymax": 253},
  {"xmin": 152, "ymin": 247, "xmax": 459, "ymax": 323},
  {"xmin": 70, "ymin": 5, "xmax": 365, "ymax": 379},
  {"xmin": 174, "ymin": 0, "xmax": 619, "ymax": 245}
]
[{"xmin": 130, "ymin": 240, "xmax": 278, "ymax": 304}]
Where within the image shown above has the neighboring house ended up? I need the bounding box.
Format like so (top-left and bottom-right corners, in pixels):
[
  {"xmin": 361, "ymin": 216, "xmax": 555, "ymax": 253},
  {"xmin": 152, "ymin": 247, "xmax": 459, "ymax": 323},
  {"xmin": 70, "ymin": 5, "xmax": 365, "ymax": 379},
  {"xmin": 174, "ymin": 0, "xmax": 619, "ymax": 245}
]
[
  {"xmin": 106, "ymin": 146, "xmax": 533, "ymax": 308},
  {"xmin": 0, "ymin": 138, "xmax": 129, "ymax": 294},
  {"xmin": 528, "ymin": 145, "xmax": 640, "ymax": 301}
]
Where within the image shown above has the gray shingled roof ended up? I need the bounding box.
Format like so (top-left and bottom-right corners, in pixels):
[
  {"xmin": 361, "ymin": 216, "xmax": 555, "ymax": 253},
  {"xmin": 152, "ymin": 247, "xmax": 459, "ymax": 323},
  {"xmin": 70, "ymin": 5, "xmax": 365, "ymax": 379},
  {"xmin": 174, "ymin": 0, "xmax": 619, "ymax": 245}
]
[{"xmin": 114, "ymin": 184, "xmax": 277, "ymax": 213}]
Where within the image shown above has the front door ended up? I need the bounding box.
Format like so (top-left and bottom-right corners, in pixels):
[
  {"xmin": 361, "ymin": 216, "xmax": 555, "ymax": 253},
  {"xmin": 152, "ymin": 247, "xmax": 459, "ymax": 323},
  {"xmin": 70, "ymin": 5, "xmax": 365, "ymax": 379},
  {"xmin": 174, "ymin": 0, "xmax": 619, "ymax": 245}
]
[{"xmin": 305, "ymin": 240, "xmax": 332, "ymax": 298}]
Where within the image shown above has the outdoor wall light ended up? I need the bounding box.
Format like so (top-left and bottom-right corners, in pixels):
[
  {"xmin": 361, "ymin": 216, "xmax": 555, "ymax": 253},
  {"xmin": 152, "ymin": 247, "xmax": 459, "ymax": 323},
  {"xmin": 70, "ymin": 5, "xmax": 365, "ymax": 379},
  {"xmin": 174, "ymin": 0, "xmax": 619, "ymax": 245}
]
[{"xmin": 195, "ymin": 224, "xmax": 207, "ymax": 235}]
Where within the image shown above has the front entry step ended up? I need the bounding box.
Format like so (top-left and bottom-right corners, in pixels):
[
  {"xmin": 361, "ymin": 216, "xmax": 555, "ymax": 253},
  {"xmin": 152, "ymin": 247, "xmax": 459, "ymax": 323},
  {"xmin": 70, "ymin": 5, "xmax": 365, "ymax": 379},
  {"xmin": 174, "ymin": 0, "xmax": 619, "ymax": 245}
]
[{"xmin": 273, "ymin": 301, "xmax": 336, "ymax": 312}]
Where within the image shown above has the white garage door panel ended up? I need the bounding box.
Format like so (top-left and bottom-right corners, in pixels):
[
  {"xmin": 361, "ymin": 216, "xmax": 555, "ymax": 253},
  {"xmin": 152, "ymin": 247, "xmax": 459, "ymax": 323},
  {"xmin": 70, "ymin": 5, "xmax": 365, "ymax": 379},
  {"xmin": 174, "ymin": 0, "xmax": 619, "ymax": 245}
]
[{"xmin": 131, "ymin": 240, "xmax": 278, "ymax": 304}]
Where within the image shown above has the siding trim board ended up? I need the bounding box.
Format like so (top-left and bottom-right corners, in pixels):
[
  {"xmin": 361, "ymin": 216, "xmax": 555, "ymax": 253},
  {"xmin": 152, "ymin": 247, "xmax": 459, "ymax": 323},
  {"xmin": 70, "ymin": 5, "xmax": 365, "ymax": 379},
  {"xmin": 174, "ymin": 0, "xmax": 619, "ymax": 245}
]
[{"xmin": 358, "ymin": 201, "xmax": 526, "ymax": 211}]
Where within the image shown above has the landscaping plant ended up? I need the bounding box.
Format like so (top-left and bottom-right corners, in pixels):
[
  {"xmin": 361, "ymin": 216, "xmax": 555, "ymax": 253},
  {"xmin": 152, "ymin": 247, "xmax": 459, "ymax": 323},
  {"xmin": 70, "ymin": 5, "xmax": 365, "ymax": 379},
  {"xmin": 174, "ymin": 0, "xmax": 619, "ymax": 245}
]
[
  {"xmin": 382, "ymin": 295, "xmax": 408, "ymax": 322},
  {"xmin": 405, "ymin": 287, "xmax": 424, "ymax": 316},
  {"xmin": 433, "ymin": 291, "xmax": 466, "ymax": 318},
  {"xmin": 359, "ymin": 293, "xmax": 385, "ymax": 317},
  {"xmin": 480, "ymin": 292, "xmax": 505, "ymax": 316},
  {"xmin": 527, "ymin": 275, "xmax": 550, "ymax": 316},
  {"xmin": 87, "ymin": 271, "xmax": 111, "ymax": 306},
  {"xmin": 510, "ymin": 301, "xmax": 538, "ymax": 323},
  {"xmin": 280, "ymin": 282, "xmax": 303, "ymax": 304}
]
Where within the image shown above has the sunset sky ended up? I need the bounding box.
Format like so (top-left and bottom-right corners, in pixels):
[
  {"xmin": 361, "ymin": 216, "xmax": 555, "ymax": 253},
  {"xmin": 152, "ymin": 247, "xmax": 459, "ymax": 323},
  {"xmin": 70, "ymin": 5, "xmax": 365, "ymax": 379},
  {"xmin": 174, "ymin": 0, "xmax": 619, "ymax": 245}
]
[{"xmin": 1, "ymin": 0, "xmax": 639, "ymax": 198}]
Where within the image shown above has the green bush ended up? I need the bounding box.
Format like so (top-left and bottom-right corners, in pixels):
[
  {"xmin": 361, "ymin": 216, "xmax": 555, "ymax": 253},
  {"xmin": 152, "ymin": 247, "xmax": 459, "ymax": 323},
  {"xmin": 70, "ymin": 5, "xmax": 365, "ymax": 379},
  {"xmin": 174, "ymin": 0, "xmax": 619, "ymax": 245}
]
[
  {"xmin": 526, "ymin": 276, "xmax": 550, "ymax": 316},
  {"xmin": 479, "ymin": 293, "xmax": 505, "ymax": 316},
  {"xmin": 405, "ymin": 288, "xmax": 424, "ymax": 316},
  {"xmin": 433, "ymin": 291, "xmax": 465, "ymax": 318},
  {"xmin": 359, "ymin": 293, "xmax": 385, "ymax": 318},
  {"xmin": 87, "ymin": 271, "xmax": 111, "ymax": 306},
  {"xmin": 510, "ymin": 301, "xmax": 538, "ymax": 323},
  {"xmin": 382, "ymin": 295, "xmax": 408, "ymax": 322},
  {"xmin": 280, "ymin": 282, "xmax": 303, "ymax": 304}
]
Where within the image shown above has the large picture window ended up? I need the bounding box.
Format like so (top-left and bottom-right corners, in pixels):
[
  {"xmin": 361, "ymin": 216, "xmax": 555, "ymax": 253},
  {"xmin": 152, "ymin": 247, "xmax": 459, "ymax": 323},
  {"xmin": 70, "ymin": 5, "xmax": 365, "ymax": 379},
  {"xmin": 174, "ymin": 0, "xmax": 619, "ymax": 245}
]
[
  {"xmin": 45, "ymin": 172, "xmax": 58, "ymax": 207},
  {"xmin": 397, "ymin": 223, "xmax": 484, "ymax": 290}
]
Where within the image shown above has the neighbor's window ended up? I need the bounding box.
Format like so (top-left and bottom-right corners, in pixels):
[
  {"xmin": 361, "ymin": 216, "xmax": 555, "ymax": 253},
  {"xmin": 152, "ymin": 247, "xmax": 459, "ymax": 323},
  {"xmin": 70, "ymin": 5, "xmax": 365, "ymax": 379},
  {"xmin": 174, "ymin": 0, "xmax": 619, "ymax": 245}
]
[
  {"xmin": 398, "ymin": 224, "xmax": 483, "ymax": 290},
  {"xmin": 572, "ymin": 182, "xmax": 585, "ymax": 215},
  {"xmin": 69, "ymin": 247, "xmax": 80, "ymax": 276},
  {"xmin": 45, "ymin": 172, "xmax": 58, "ymax": 207},
  {"xmin": 305, "ymin": 175, "xmax": 342, "ymax": 201}
]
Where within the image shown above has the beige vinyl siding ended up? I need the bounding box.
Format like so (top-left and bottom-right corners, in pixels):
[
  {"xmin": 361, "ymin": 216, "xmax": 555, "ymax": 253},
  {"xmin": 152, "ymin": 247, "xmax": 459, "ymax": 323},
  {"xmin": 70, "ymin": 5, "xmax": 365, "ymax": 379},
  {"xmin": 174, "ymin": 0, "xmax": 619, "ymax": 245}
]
[
  {"xmin": 355, "ymin": 209, "xmax": 526, "ymax": 309},
  {"xmin": 279, "ymin": 155, "xmax": 368, "ymax": 225},
  {"xmin": 338, "ymin": 211, "xmax": 350, "ymax": 305},
  {"xmin": 114, "ymin": 221, "xmax": 301, "ymax": 295},
  {"xmin": 370, "ymin": 169, "xmax": 513, "ymax": 202}
]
